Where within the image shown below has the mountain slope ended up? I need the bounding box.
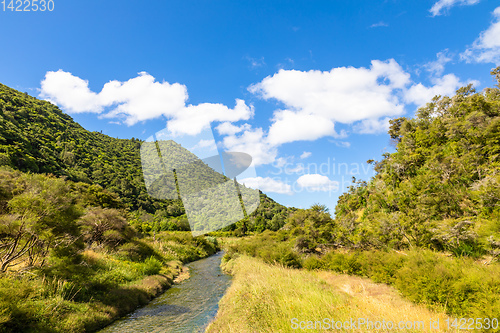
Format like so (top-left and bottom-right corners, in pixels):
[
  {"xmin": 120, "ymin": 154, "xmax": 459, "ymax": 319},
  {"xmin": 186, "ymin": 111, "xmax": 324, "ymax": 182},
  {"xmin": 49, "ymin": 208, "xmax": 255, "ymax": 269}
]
[
  {"xmin": 0, "ymin": 83, "xmax": 158, "ymax": 210},
  {"xmin": 0, "ymin": 83, "xmax": 292, "ymax": 229},
  {"xmin": 334, "ymin": 74, "xmax": 500, "ymax": 256}
]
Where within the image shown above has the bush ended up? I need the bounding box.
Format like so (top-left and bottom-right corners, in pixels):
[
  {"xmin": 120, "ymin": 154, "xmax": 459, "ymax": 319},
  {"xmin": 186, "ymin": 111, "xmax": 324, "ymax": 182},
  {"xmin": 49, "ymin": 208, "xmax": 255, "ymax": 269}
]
[
  {"xmin": 319, "ymin": 249, "xmax": 500, "ymax": 320},
  {"xmin": 142, "ymin": 257, "xmax": 162, "ymax": 276}
]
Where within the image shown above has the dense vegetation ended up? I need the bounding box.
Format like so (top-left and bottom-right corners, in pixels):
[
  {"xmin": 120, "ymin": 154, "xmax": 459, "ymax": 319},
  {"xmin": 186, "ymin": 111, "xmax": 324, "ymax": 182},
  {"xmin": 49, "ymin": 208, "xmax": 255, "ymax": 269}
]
[
  {"xmin": 0, "ymin": 81, "xmax": 294, "ymax": 332},
  {"xmin": 3, "ymin": 65, "xmax": 500, "ymax": 331},
  {"xmin": 208, "ymin": 255, "xmax": 454, "ymax": 333},
  {"xmin": 224, "ymin": 68, "xmax": 500, "ymax": 326},
  {"xmin": 334, "ymin": 70, "xmax": 500, "ymax": 255},
  {"xmin": 0, "ymin": 166, "xmax": 219, "ymax": 332},
  {"xmin": 225, "ymin": 232, "xmax": 500, "ymax": 322},
  {"xmin": 0, "ymin": 84, "xmax": 160, "ymax": 211},
  {"xmin": 0, "ymin": 83, "xmax": 291, "ymax": 233}
]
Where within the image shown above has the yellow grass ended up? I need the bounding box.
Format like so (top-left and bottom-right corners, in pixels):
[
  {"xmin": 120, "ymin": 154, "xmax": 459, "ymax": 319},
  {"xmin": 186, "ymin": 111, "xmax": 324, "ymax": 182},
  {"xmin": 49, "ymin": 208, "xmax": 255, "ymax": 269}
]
[{"xmin": 206, "ymin": 255, "xmax": 464, "ymax": 333}]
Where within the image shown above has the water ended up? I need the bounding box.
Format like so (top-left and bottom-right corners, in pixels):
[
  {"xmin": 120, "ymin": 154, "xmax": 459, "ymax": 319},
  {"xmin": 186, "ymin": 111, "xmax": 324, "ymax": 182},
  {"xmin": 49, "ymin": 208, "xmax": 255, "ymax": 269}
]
[{"xmin": 99, "ymin": 252, "xmax": 231, "ymax": 333}]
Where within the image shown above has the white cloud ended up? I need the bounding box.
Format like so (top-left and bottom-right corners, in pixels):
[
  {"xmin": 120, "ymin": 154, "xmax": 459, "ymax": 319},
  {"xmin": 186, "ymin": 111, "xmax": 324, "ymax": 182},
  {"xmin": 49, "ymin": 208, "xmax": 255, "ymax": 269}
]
[
  {"xmin": 404, "ymin": 74, "xmax": 468, "ymax": 106},
  {"xmin": 40, "ymin": 70, "xmax": 116, "ymax": 113},
  {"xmin": 353, "ymin": 117, "xmax": 391, "ymax": 134},
  {"xmin": 369, "ymin": 21, "xmax": 389, "ymax": 28},
  {"xmin": 249, "ymin": 59, "xmax": 410, "ymax": 144},
  {"xmin": 240, "ymin": 177, "xmax": 292, "ymax": 195},
  {"xmin": 216, "ymin": 122, "xmax": 251, "ymax": 135},
  {"xmin": 222, "ymin": 127, "xmax": 277, "ymax": 166},
  {"xmin": 424, "ymin": 50, "xmax": 453, "ymax": 77},
  {"xmin": 331, "ymin": 141, "xmax": 351, "ymax": 148},
  {"xmin": 40, "ymin": 70, "xmax": 187, "ymax": 123},
  {"xmin": 461, "ymin": 7, "xmax": 500, "ymax": 65},
  {"xmin": 227, "ymin": 58, "xmax": 473, "ymax": 164},
  {"xmin": 267, "ymin": 111, "xmax": 337, "ymax": 145},
  {"xmin": 300, "ymin": 151, "xmax": 312, "ymax": 159},
  {"xmin": 166, "ymin": 99, "xmax": 254, "ymax": 136},
  {"xmin": 40, "ymin": 70, "xmax": 253, "ymax": 133},
  {"xmin": 41, "ymin": 61, "xmax": 474, "ymax": 170},
  {"xmin": 430, "ymin": 0, "xmax": 480, "ymax": 16},
  {"xmin": 296, "ymin": 174, "xmax": 339, "ymax": 192}
]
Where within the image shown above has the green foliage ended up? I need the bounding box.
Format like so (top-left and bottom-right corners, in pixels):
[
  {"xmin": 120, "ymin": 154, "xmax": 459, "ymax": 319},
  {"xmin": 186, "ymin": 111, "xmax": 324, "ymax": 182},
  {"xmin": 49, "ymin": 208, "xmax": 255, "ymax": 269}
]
[
  {"xmin": 0, "ymin": 83, "xmax": 176, "ymax": 213},
  {"xmin": 225, "ymin": 231, "xmax": 302, "ymax": 268},
  {"xmin": 228, "ymin": 231, "xmax": 500, "ymax": 322},
  {"xmin": 333, "ymin": 72, "xmax": 500, "ymax": 255},
  {"xmin": 79, "ymin": 207, "xmax": 135, "ymax": 249},
  {"xmin": 317, "ymin": 249, "xmax": 500, "ymax": 319},
  {"xmin": 142, "ymin": 256, "xmax": 162, "ymax": 275},
  {"xmin": 0, "ymin": 231, "xmax": 219, "ymax": 332},
  {"xmin": 0, "ymin": 83, "xmax": 291, "ymax": 236},
  {"xmin": 0, "ymin": 168, "xmax": 84, "ymax": 272},
  {"xmin": 0, "ymin": 82, "xmax": 236, "ymax": 332}
]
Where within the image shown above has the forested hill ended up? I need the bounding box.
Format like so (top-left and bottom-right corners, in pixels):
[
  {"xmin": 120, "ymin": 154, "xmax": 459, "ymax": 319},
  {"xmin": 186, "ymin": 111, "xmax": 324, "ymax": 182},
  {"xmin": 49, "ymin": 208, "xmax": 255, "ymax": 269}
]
[
  {"xmin": 0, "ymin": 83, "xmax": 166, "ymax": 211},
  {"xmin": 334, "ymin": 69, "xmax": 500, "ymax": 255},
  {"xmin": 0, "ymin": 83, "xmax": 291, "ymax": 228}
]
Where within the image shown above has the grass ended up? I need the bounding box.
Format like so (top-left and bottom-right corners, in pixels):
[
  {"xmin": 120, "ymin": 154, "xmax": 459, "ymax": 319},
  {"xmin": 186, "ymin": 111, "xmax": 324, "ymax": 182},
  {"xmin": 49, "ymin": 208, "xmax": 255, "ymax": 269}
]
[
  {"xmin": 226, "ymin": 231, "xmax": 500, "ymax": 324},
  {"xmin": 207, "ymin": 255, "xmax": 460, "ymax": 333},
  {"xmin": 0, "ymin": 231, "xmax": 219, "ymax": 333}
]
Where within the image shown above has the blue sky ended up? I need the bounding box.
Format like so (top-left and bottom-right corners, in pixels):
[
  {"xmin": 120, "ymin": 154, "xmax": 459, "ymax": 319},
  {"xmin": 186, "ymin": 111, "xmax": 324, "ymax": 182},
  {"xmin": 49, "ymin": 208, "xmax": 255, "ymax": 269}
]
[{"xmin": 1, "ymin": 0, "xmax": 500, "ymax": 211}]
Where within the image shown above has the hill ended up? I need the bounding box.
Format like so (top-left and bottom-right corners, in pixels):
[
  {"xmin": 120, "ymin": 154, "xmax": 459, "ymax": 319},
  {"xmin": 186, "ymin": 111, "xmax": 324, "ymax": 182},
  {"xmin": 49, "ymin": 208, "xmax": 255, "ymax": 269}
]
[
  {"xmin": 334, "ymin": 70, "xmax": 500, "ymax": 256},
  {"xmin": 0, "ymin": 83, "xmax": 291, "ymax": 233},
  {"xmin": 0, "ymin": 83, "xmax": 158, "ymax": 211}
]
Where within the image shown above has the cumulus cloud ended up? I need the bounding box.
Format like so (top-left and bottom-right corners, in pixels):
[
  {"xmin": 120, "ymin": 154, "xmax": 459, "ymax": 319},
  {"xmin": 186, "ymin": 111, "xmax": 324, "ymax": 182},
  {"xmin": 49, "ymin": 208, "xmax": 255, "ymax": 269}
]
[
  {"xmin": 296, "ymin": 174, "xmax": 339, "ymax": 192},
  {"xmin": 461, "ymin": 7, "xmax": 500, "ymax": 65},
  {"xmin": 222, "ymin": 127, "xmax": 277, "ymax": 166},
  {"xmin": 216, "ymin": 122, "xmax": 251, "ymax": 135},
  {"xmin": 404, "ymin": 74, "xmax": 468, "ymax": 106},
  {"xmin": 41, "ymin": 60, "xmax": 473, "ymax": 171},
  {"xmin": 353, "ymin": 117, "xmax": 392, "ymax": 134},
  {"xmin": 429, "ymin": 0, "xmax": 480, "ymax": 16},
  {"xmin": 300, "ymin": 151, "xmax": 312, "ymax": 159},
  {"xmin": 166, "ymin": 99, "xmax": 253, "ymax": 136},
  {"xmin": 249, "ymin": 59, "xmax": 410, "ymax": 139},
  {"xmin": 220, "ymin": 58, "xmax": 471, "ymax": 166},
  {"xmin": 40, "ymin": 70, "xmax": 253, "ymax": 133},
  {"xmin": 267, "ymin": 111, "xmax": 337, "ymax": 145},
  {"xmin": 240, "ymin": 177, "xmax": 292, "ymax": 195}
]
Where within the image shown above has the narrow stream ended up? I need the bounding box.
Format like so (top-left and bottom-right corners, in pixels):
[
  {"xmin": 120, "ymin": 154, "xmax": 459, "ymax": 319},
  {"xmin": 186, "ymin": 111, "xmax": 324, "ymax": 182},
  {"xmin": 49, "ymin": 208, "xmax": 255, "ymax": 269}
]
[{"xmin": 99, "ymin": 251, "xmax": 231, "ymax": 333}]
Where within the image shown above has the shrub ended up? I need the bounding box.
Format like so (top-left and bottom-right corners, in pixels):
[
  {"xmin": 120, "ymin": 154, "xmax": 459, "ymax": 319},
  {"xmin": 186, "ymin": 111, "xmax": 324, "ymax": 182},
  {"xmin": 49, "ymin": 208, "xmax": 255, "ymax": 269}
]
[{"xmin": 142, "ymin": 257, "xmax": 162, "ymax": 276}]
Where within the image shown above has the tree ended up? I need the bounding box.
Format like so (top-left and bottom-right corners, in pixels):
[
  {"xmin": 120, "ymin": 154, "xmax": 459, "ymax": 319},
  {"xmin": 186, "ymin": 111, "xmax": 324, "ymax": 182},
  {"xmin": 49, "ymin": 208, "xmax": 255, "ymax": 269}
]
[
  {"xmin": 0, "ymin": 173, "xmax": 82, "ymax": 272},
  {"xmin": 79, "ymin": 207, "xmax": 135, "ymax": 248},
  {"xmin": 491, "ymin": 66, "xmax": 500, "ymax": 87}
]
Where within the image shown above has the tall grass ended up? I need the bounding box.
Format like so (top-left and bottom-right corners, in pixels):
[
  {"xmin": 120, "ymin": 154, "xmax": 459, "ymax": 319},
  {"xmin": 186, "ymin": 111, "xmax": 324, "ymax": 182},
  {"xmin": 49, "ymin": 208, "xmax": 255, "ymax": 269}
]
[
  {"xmin": 226, "ymin": 232, "xmax": 500, "ymax": 325},
  {"xmin": 207, "ymin": 255, "xmax": 457, "ymax": 333},
  {"xmin": 0, "ymin": 231, "xmax": 219, "ymax": 332}
]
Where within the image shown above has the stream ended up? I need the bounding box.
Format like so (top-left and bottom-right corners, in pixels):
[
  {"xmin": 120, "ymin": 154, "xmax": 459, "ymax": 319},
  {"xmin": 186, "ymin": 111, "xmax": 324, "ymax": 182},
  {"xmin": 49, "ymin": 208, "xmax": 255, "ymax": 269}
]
[{"xmin": 98, "ymin": 251, "xmax": 231, "ymax": 333}]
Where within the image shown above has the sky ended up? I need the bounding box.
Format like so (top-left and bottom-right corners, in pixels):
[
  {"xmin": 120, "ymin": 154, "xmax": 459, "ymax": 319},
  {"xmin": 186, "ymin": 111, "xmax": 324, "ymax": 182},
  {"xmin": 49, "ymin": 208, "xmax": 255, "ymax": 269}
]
[{"xmin": 1, "ymin": 0, "xmax": 500, "ymax": 211}]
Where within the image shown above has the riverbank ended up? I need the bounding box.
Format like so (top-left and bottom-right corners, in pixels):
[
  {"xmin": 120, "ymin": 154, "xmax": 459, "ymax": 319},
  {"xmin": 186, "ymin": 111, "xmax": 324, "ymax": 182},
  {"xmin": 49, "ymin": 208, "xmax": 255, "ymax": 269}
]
[
  {"xmin": 99, "ymin": 251, "xmax": 231, "ymax": 333},
  {"xmin": 0, "ymin": 232, "xmax": 219, "ymax": 333},
  {"xmin": 206, "ymin": 255, "xmax": 456, "ymax": 333}
]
